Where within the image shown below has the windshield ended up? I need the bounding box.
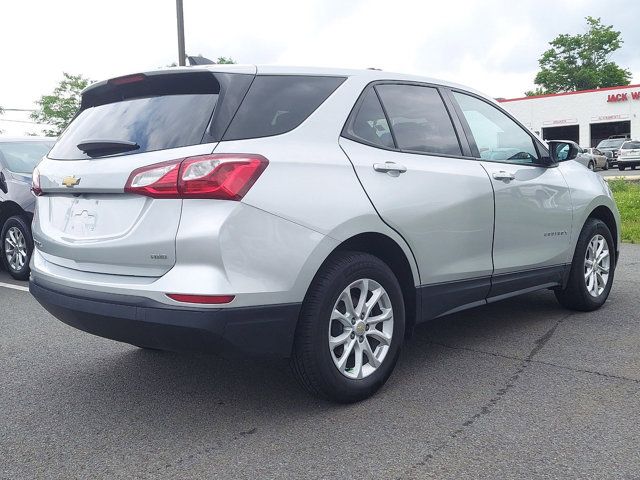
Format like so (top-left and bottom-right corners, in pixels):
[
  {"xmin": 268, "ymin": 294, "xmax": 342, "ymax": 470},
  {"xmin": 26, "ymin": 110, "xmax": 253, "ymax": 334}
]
[
  {"xmin": 597, "ymin": 139, "xmax": 625, "ymax": 149},
  {"xmin": 621, "ymin": 141, "xmax": 640, "ymax": 149},
  {"xmin": 0, "ymin": 141, "xmax": 54, "ymax": 174}
]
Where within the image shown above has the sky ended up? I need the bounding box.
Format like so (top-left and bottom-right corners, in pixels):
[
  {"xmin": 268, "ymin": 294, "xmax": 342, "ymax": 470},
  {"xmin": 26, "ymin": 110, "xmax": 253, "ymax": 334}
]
[{"xmin": 1, "ymin": 0, "xmax": 639, "ymax": 135}]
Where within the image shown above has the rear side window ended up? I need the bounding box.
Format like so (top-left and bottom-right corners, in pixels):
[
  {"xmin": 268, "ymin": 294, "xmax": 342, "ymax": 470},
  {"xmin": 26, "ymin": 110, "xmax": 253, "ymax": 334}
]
[
  {"xmin": 49, "ymin": 72, "xmax": 220, "ymax": 160},
  {"xmin": 343, "ymin": 87, "xmax": 394, "ymax": 148},
  {"xmin": 622, "ymin": 141, "xmax": 640, "ymax": 149},
  {"xmin": 375, "ymin": 84, "xmax": 461, "ymax": 156},
  {"xmin": 223, "ymin": 75, "xmax": 345, "ymax": 141}
]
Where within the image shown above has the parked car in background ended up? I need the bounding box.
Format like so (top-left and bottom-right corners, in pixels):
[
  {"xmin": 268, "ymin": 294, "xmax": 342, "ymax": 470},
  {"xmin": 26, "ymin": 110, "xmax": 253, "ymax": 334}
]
[
  {"xmin": 0, "ymin": 137, "xmax": 55, "ymax": 279},
  {"xmin": 29, "ymin": 66, "xmax": 620, "ymax": 402},
  {"xmin": 596, "ymin": 136, "xmax": 627, "ymax": 167},
  {"xmin": 577, "ymin": 147, "xmax": 608, "ymax": 171},
  {"xmin": 617, "ymin": 140, "xmax": 640, "ymax": 171}
]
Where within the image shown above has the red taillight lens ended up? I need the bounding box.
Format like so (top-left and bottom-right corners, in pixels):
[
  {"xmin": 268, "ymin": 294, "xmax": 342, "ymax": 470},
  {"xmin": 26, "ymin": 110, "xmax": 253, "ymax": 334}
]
[
  {"xmin": 166, "ymin": 293, "xmax": 235, "ymax": 304},
  {"xmin": 178, "ymin": 154, "xmax": 268, "ymax": 200},
  {"xmin": 124, "ymin": 160, "xmax": 181, "ymax": 198},
  {"xmin": 124, "ymin": 154, "xmax": 268, "ymax": 200},
  {"xmin": 31, "ymin": 167, "xmax": 42, "ymax": 196}
]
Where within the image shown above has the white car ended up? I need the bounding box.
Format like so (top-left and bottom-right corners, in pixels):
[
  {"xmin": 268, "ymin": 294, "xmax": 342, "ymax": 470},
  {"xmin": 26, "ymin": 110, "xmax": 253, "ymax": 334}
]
[
  {"xmin": 29, "ymin": 66, "xmax": 620, "ymax": 402},
  {"xmin": 577, "ymin": 147, "xmax": 608, "ymax": 171},
  {"xmin": 617, "ymin": 140, "xmax": 640, "ymax": 170}
]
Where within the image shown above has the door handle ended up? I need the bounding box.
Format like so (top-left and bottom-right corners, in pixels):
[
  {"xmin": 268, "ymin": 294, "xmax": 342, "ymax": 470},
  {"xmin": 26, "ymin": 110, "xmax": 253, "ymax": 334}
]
[
  {"xmin": 373, "ymin": 162, "xmax": 407, "ymax": 175},
  {"xmin": 492, "ymin": 171, "xmax": 515, "ymax": 181}
]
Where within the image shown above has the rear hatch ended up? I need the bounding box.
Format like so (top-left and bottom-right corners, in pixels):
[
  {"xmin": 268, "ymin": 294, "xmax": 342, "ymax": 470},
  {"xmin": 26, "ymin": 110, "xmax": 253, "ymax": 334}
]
[
  {"xmin": 620, "ymin": 141, "xmax": 640, "ymax": 158},
  {"xmin": 33, "ymin": 69, "xmax": 254, "ymax": 277}
]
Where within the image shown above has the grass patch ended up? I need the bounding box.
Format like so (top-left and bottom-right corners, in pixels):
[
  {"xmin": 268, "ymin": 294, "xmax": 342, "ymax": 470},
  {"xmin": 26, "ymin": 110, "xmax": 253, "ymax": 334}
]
[{"xmin": 609, "ymin": 180, "xmax": 640, "ymax": 243}]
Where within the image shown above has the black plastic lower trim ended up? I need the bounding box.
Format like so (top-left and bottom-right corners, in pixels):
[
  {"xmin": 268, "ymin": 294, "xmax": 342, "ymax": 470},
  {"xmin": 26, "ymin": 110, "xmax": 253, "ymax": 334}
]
[
  {"xmin": 416, "ymin": 265, "xmax": 569, "ymax": 322},
  {"xmin": 418, "ymin": 276, "xmax": 491, "ymax": 321},
  {"xmin": 30, "ymin": 280, "xmax": 301, "ymax": 358},
  {"xmin": 488, "ymin": 265, "xmax": 566, "ymax": 302}
]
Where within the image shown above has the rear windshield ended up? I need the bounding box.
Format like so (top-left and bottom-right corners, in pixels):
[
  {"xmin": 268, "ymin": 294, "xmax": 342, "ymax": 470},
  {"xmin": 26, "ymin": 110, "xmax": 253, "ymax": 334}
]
[
  {"xmin": 597, "ymin": 139, "xmax": 625, "ymax": 148},
  {"xmin": 223, "ymin": 75, "xmax": 345, "ymax": 141},
  {"xmin": 0, "ymin": 141, "xmax": 54, "ymax": 173},
  {"xmin": 49, "ymin": 72, "xmax": 220, "ymax": 160},
  {"xmin": 622, "ymin": 141, "xmax": 640, "ymax": 149}
]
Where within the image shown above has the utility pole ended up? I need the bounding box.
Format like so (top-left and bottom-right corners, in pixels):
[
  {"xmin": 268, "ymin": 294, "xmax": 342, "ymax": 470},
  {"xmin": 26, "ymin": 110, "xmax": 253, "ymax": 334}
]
[{"xmin": 176, "ymin": 0, "xmax": 186, "ymax": 66}]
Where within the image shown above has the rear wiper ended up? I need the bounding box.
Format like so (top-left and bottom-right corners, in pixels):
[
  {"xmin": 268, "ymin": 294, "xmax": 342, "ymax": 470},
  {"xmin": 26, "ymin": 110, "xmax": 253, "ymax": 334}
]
[{"xmin": 77, "ymin": 139, "xmax": 140, "ymax": 157}]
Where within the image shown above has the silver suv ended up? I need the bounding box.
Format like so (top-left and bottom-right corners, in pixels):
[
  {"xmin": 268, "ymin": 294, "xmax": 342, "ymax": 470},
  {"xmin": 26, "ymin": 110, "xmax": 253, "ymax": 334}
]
[
  {"xmin": 30, "ymin": 66, "xmax": 620, "ymax": 402},
  {"xmin": 0, "ymin": 137, "xmax": 55, "ymax": 279}
]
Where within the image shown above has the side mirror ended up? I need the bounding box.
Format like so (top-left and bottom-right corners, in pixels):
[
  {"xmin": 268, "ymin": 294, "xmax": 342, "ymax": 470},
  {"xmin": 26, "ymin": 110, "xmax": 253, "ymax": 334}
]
[{"xmin": 548, "ymin": 140, "xmax": 580, "ymax": 163}]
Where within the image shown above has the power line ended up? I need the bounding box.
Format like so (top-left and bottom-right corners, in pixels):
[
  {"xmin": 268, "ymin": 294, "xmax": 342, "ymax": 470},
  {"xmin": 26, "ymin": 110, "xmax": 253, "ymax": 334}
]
[{"xmin": 0, "ymin": 118, "xmax": 44, "ymax": 125}]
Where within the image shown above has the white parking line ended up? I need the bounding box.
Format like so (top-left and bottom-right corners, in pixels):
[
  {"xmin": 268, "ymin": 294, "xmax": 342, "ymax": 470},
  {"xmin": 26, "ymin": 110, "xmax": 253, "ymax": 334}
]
[{"xmin": 0, "ymin": 282, "xmax": 29, "ymax": 292}]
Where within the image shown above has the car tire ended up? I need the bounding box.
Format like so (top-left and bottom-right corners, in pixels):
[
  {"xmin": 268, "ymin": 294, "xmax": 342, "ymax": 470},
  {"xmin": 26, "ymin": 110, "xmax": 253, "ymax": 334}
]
[
  {"xmin": 618, "ymin": 166, "xmax": 626, "ymax": 171},
  {"xmin": 291, "ymin": 251, "xmax": 405, "ymax": 403},
  {"xmin": 603, "ymin": 162, "xmax": 609, "ymax": 171},
  {"xmin": 588, "ymin": 161, "xmax": 595, "ymax": 171},
  {"xmin": 1, "ymin": 215, "xmax": 33, "ymax": 281},
  {"xmin": 555, "ymin": 218, "xmax": 615, "ymax": 312}
]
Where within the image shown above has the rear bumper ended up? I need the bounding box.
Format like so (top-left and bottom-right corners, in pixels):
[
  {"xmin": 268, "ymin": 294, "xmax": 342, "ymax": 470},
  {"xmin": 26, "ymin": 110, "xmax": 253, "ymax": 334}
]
[
  {"xmin": 30, "ymin": 279, "xmax": 301, "ymax": 358},
  {"xmin": 617, "ymin": 157, "xmax": 640, "ymax": 165}
]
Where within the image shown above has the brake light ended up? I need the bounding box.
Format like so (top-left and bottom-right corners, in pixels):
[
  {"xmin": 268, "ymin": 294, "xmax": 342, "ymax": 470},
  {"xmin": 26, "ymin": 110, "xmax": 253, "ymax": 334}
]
[
  {"xmin": 124, "ymin": 154, "xmax": 268, "ymax": 200},
  {"xmin": 166, "ymin": 293, "xmax": 235, "ymax": 304},
  {"xmin": 125, "ymin": 160, "xmax": 181, "ymax": 198},
  {"xmin": 31, "ymin": 167, "xmax": 42, "ymax": 196},
  {"xmin": 108, "ymin": 73, "xmax": 147, "ymax": 85}
]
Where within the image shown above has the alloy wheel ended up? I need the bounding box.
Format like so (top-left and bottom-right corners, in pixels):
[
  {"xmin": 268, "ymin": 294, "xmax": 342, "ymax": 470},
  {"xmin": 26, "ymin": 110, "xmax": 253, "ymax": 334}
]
[
  {"xmin": 4, "ymin": 226, "xmax": 27, "ymax": 272},
  {"xmin": 584, "ymin": 234, "xmax": 610, "ymax": 298},
  {"xmin": 328, "ymin": 278, "xmax": 394, "ymax": 379}
]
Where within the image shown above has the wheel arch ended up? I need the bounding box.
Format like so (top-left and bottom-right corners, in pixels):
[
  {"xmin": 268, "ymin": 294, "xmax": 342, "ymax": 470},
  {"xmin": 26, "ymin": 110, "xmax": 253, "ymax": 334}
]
[
  {"xmin": 0, "ymin": 200, "xmax": 28, "ymax": 229},
  {"xmin": 587, "ymin": 204, "xmax": 619, "ymax": 259},
  {"xmin": 322, "ymin": 232, "xmax": 419, "ymax": 338}
]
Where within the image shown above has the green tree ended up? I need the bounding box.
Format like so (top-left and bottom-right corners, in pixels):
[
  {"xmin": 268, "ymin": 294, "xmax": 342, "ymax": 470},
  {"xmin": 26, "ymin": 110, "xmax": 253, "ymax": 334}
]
[
  {"xmin": 215, "ymin": 56, "xmax": 235, "ymax": 64},
  {"xmin": 526, "ymin": 17, "xmax": 631, "ymax": 96},
  {"xmin": 30, "ymin": 73, "xmax": 92, "ymax": 136}
]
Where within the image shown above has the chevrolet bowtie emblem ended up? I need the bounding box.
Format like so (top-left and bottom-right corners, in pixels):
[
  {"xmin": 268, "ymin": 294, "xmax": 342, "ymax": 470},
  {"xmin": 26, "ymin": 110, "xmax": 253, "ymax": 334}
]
[{"xmin": 62, "ymin": 176, "xmax": 81, "ymax": 188}]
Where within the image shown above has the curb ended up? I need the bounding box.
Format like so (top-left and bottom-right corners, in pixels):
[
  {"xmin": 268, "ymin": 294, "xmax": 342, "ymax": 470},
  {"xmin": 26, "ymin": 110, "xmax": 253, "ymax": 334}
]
[{"xmin": 603, "ymin": 175, "xmax": 640, "ymax": 182}]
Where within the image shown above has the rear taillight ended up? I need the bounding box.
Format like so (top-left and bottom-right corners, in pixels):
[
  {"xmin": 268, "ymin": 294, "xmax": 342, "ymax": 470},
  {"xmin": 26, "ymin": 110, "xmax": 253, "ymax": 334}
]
[
  {"xmin": 125, "ymin": 154, "xmax": 268, "ymax": 200},
  {"xmin": 125, "ymin": 160, "xmax": 181, "ymax": 198},
  {"xmin": 31, "ymin": 167, "xmax": 42, "ymax": 196}
]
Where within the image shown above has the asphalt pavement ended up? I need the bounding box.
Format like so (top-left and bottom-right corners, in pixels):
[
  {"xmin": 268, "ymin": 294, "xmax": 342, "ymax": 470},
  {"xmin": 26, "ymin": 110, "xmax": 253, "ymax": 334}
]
[
  {"xmin": 599, "ymin": 167, "xmax": 640, "ymax": 178},
  {"xmin": 2, "ymin": 245, "xmax": 640, "ymax": 479}
]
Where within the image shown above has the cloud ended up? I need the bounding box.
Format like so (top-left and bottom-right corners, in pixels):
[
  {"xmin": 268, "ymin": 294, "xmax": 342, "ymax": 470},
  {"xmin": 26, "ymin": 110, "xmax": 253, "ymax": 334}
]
[{"xmin": 1, "ymin": 0, "xmax": 638, "ymax": 135}]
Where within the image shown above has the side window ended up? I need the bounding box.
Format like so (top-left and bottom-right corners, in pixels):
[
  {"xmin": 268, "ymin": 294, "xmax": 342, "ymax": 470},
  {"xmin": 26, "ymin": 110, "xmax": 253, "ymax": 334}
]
[
  {"xmin": 223, "ymin": 75, "xmax": 345, "ymax": 141},
  {"xmin": 376, "ymin": 84, "xmax": 461, "ymax": 156},
  {"xmin": 453, "ymin": 92, "xmax": 539, "ymax": 164},
  {"xmin": 344, "ymin": 88, "xmax": 394, "ymax": 148}
]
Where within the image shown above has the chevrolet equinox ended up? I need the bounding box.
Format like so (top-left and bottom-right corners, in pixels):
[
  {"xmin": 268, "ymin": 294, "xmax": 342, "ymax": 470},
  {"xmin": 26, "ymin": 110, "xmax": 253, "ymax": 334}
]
[{"xmin": 29, "ymin": 65, "xmax": 620, "ymax": 402}]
